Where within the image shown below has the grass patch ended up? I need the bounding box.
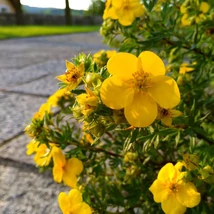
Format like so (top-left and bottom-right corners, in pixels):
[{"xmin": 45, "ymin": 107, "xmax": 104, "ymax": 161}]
[{"xmin": 0, "ymin": 25, "xmax": 100, "ymax": 40}]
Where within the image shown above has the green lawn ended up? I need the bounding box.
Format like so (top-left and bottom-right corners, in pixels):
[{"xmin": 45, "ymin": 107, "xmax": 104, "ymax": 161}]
[{"xmin": 0, "ymin": 25, "xmax": 100, "ymax": 40}]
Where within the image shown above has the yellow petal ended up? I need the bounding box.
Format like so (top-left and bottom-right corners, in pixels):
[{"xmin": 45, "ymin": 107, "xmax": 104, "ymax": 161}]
[
  {"xmin": 158, "ymin": 163, "xmax": 176, "ymax": 181},
  {"xmin": 52, "ymin": 147, "xmax": 66, "ymax": 167},
  {"xmin": 149, "ymin": 179, "xmax": 169, "ymax": 203},
  {"xmin": 72, "ymin": 203, "xmax": 92, "ymax": 214},
  {"xmin": 161, "ymin": 116, "xmax": 172, "ymax": 126},
  {"xmin": 107, "ymin": 52, "xmax": 138, "ymax": 77},
  {"xmin": 105, "ymin": 7, "xmax": 118, "ymax": 19},
  {"xmin": 133, "ymin": 5, "xmax": 145, "ymax": 17},
  {"xmin": 68, "ymin": 189, "xmax": 83, "ymax": 204},
  {"xmin": 176, "ymin": 182, "xmax": 201, "ymax": 208},
  {"xmin": 58, "ymin": 192, "xmax": 70, "ymax": 214},
  {"xmin": 148, "ymin": 76, "xmax": 180, "ymax": 109},
  {"xmin": 161, "ymin": 195, "xmax": 186, "ymax": 214},
  {"xmin": 53, "ymin": 164, "xmax": 63, "ymax": 183},
  {"xmin": 100, "ymin": 76, "xmax": 133, "ymax": 109},
  {"xmin": 199, "ymin": 2, "xmax": 210, "ymax": 13},
  {"xmin": 56, "ymin": 74, "xmax": 68, "ymax": 84},
  {"xmin": 66, "ymin": 60, "xmax": 76, "ymax": 70},
  {"xmin": 124, "ymin": 93, "xmax": 157, "ymax": 127},
  {"xmin": 118, "ymin": 12, "xmax": 135, "ymax": 26},
  {"xmin": 171, "ymin": 109, "xmax": 182, "ymax": 118},
  {"xmin": 65, "ymin": 158, "xmax": 83, "ymax": 175},
  {"xmin": 138, "ymin": 51, "xmax": 165, "ymax": 76},
  {"xmin": 63, "ymin": 171, "xmax": 78, "ymax": 188}
]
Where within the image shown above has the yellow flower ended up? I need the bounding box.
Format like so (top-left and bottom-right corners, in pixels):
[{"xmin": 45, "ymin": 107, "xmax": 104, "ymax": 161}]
[
  {"xmin": 52, "ymin": 147, "xmax": 83, "ymax": 188},
  {"xmin": 100, "ymin": 51, "xmax": 180, "ymax": 127},
  {"xmin": 199, "ymin": 2, "xmax": 210, "ymax": 13},
  {"xmin": 47, "ymin": 88, "xmax": 68, "ymax": 107},
  {"xmin": 93, "ymin": 50, "xmax": 117, "ymax": 67},
  {"xmin": 103, "ymin": 0, "xmax": 118, "ymax": 20},
  {"xmin": 107, "ymin": 0, "xmax": 145, "ymax": 26},
  {"xmin": 56, "ymin": 61, "xmax": 84, "ymax": 91},
  {"xmin": 76, "ymin": 87, "xmax": 98, "ymax": 116},
  {"xmin": 180, "ymin": 1, "xmax": 210, "ymax": 26},
  {"xmin": 182, "ymin": 153, "xmax": 199, "ymax": 171},
  {"xmin": 181, "ymin": 13, "xmax": 192, "ymax": 26},
  {"xmin": 157, "ymin": 107, "xmax": 182, "ymax": 127},
  {"xmin": 26, "ymin": 139, "xmax": 39, "ymax": 155},
  {"xmin": 179, "ymin": 63, "xmax": 194, "ymax": 74},
  {"xmin": 58, "ymin": 189, "xmax": 92, "ymax": 214},
  {"xmin": 34, "ymin": 143, "xmax": 56, "ymax": 166},
  {"xmin": 33, "ymin": 103, "xmax": 51, "ymax": 120},
  {"xmin": 149, "ymin": 163, "xmax": 201, "ymax": 214}
]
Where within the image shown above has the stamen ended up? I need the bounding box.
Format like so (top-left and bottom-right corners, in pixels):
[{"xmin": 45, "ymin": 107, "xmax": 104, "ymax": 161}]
[
  {"xmin": 128, "ymin": 70, "xmax": 152, "ymax": 93},
  {"xmin": 65, "ymin": 68, "xmax": 79, "ymax": 82}
]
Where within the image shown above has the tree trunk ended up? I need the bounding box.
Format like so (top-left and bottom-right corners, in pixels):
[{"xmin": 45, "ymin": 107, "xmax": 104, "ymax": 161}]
[
  {"xmin": 9, "ymin": 0, "xmax": 24, "ymax": 25},
  {"xmin": 65, "ymin": 0, "xmax": 72, "ymax": 25}
]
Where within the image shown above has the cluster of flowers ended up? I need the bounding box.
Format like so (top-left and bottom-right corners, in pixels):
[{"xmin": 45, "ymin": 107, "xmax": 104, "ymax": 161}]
[{"xmin": 25, "ymin": 0, "xmax": 214, "ymax": 213}]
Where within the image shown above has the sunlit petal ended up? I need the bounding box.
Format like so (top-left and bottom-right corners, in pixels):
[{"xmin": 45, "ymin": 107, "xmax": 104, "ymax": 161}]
[
  {"xmin": 107, "ymin": 53, "xmax": 138, "ymax": 77},
  {"xmin": 68, "ymin": 189, "xmax": 83, "ymax": 205},
  {"xmin": 72, "ymin": 203, "xmax": 92, "ymax": 214},
  {"xmin": 158, "ymin": 163, "xmax": 176, "ymax": 181},
  {"xmin": 63, "ymin": 171, "xmax": 78, "ymax": 188},
  {"xmin": 161, "ymin": 195, "xmax": 186, "ymax": 214},
  {"xmin": 124, "ymin": 93, "xmax": 157, "ymax": 127},
  {"xmin": 100, "ymin": 76, "xmax": 133, "ymax": 109},
  {"xmin": 138, "ymin": 51, "xmax": 165, "ymax": 76},
  {"xmin": 149, "ymin": 179, "xmax": 169, "ymax": 203},
  {"xmin": 148, "ymin": 76, "xmax": 180, "ymax": 109},
  {"xmin": 65, "ymin": 158, "xmax": 83, "ymax": 175},
  {"xmin": 58, "ymin": 192, "xmax": 70, "ymax": 213},
  {"xmin": 177, "ymin": 182, "xmax": 201, "ymax": 208}
]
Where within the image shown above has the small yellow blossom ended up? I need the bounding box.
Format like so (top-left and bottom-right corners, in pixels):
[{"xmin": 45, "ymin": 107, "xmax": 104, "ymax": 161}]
[
  {"xmin": 149, "ymin": 163, "xmax": 201, "ymax": 214},
  {"xmin": 52, "ymin": 147, "xmax": 83, "ymax": 188},
  {"xmin": 100, "ymin": 51, "xmax": 180, "ymax": 127},
  {"xmin": 105, "ymin": 0, "xmax": 145, "ymax": 26},
  {"xmin": 199, "ymin": 165, "xmax": 214, "ymax": 184},
  {"xmin": 26, "ymin": 139, "xmax": 39, "ymax": 155},
  {"xmin": 179, "ymin": 63, "xmax": 195, "ymax": 74},
  {"xmin": 93, "ymin": 50, "xmax": 117, "ymax": 67},
  {"xmin": 33, "ymin": 103, "xmax": 51, "ymax": 120},
  {"xmin": 157, "ymin": 107, "xmax": 182, "ymax": 127},
  {"xmin": 76, "ymin": 87, "xmax": 98, "ymax": 116},
  {"xmin": 180, "ymin": 1, "xmax": 210, "ymax": 26},
  {"xmin": 33, "ymin": 143, "xmax": 56, "ymax": 166},
  {"xmin": 56, "ymin": 60, "xmax": 84, "ymax": 91},
  {"xmin": 58, "ymin": 189, "xmax": 92, "ymax": 214},
  {"xmin": 182, "ymin": 153, "xmax": 199, "ymax": 171},
  {"xmin": 47, "ymin": 88, "xmax": 68, "ymax": 107}
]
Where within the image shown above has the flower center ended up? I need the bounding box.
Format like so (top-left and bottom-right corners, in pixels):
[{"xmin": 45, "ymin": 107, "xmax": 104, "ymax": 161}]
[
  {"xmin": 160, "ymin": 108, "xmax": 171, "ymax": 118},
  {"xmin": 122, "ymin": 0, "xmax": 130, "ymax": 10},
  {"xmin": 169, "ymin": 182, "xmax": 178, "ymax": 193},
  {"xmin": 130, "ymin": 71, "xmax": 152, "ymax": 93},
  {"xmin": 65, "ymin": 68, "xmax": 80, "ymax": 83}
]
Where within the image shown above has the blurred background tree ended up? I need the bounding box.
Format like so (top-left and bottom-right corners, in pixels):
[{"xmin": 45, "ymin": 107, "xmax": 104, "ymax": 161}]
[
  {"xmin": 65, "ymin": 0, "xmax": 72, "ymax": 25},
  {"xmin": 8, "ymin": 0, "xmax": 23, "ymax": 25},
  {"xmin": 85, "ymin": 0, "xmax": 105, "ymax": 16}
]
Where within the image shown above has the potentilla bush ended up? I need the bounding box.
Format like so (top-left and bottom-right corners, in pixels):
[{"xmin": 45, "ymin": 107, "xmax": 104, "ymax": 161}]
[{"xmin": 25, "ymin": 0, "xmax": 214, "ymax": 213}]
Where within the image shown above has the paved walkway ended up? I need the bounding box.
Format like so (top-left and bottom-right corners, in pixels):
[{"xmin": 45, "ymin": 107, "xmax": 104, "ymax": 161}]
[{"xmin": 0, "ymin": 32, "xmax": 107, "ymax": 214}]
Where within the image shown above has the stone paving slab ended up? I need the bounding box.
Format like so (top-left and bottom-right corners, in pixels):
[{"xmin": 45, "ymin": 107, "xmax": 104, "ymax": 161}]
[
  {"xmin": 0, "ymin": 134, "xmax": 34, "ymax": 165},
  {"xmin": 0, "ymin": 32, "xmax": 108, "ymax": 214},
  {"xmin": 8, "ymin": 72, "xmax": 61, "ymax": 96},
  {"xmin": 0, "ymin": 60, "xmax": 64, "ymax": 89},
  {"xmin": 0, "ymin": 92, "xmax": 47, "ymax": 144},
  {"xmin": 0, "ymin": 164, "xmax": 69, "ymax": 214}
]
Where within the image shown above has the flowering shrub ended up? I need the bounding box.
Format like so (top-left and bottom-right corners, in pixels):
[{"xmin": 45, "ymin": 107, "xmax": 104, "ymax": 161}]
[{"xmin": 26, "ymin": 0, "xmax": 214, "ymax": 213}]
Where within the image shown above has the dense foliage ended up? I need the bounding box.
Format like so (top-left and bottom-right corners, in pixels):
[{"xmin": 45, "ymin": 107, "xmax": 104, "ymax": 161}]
[{"xmin": 26, "ymin": 0, "xmax": 214, "ymax": 213}]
